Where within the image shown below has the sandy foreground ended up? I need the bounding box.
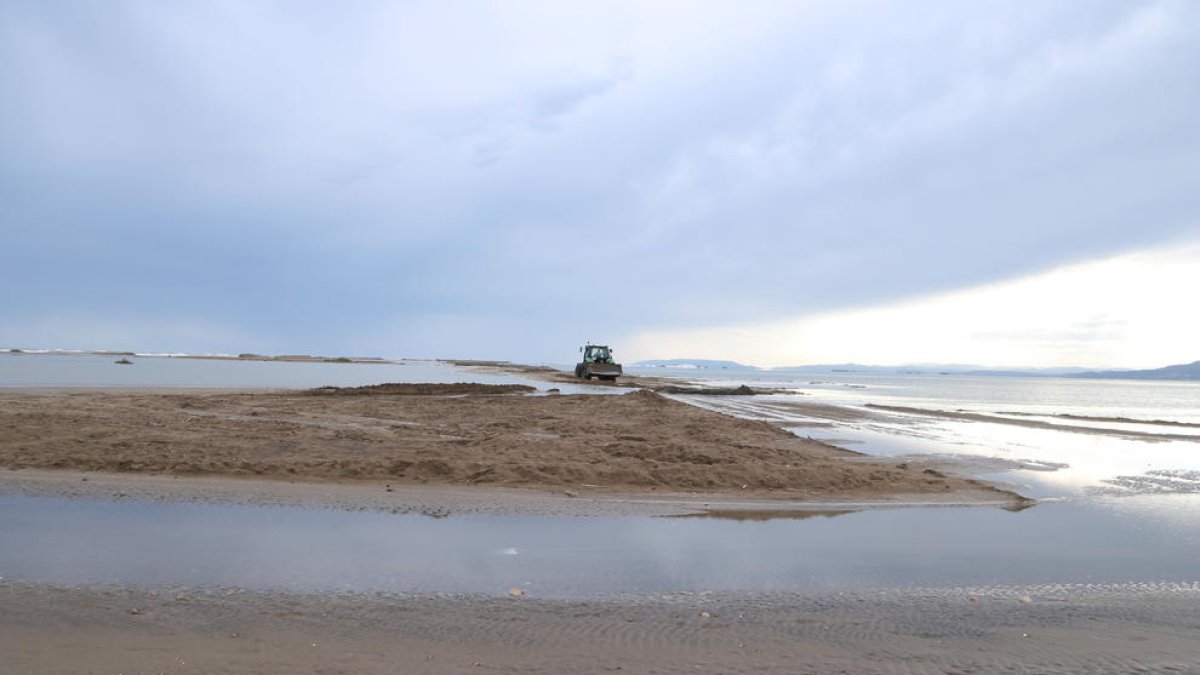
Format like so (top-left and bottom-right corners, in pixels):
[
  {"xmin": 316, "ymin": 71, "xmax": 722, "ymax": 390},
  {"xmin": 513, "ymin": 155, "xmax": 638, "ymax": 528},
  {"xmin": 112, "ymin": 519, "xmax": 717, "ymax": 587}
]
[{"xmin": 3, "ymin": 582, "xmax": 1199, "ymax": 674}]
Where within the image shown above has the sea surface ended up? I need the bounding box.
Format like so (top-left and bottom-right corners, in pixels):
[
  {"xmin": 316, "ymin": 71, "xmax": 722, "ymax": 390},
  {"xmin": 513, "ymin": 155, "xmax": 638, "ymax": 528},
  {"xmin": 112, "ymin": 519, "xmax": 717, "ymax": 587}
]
[
  {"xmin": 2, "ymin": 353, "xmax": 1199, "ymax": 596},
  {"xmin": 0, "ymin": 352, "xmax": 598, "ymax": 394}
]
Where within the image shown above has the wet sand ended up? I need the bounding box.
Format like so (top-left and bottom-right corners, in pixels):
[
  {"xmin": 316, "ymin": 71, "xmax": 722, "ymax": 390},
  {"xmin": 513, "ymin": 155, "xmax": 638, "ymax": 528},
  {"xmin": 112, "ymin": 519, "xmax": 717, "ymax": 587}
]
[
  {"xmin": 3, "ymin": 581, "xmax": 1198, "ymax": 674},
  {"xmin": 0, "ymin": 386, "xmax": 1020, "ymax": 503},
  {"xmin": 1000, "ymin": 410, "xmax": 1200, "ymax": 428},
  {"xmin": 865, "ymin": 403, "xmax": 1198, "ymax": 442},
  {"xmin": 0, "ymin": 469, "xmax": 1017, "ymax": 518}
]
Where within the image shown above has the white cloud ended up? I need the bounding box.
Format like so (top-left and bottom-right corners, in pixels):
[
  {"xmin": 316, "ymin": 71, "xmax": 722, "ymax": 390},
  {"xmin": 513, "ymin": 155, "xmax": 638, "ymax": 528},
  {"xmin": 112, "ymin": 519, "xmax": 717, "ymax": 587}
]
[
  {"xmin": 2, "ymin": 1, "xmax": 1198, "ymax": 359},
  {"xmin": 624, "ymin": 237, "xmax": 1200, "ymax": 369}
]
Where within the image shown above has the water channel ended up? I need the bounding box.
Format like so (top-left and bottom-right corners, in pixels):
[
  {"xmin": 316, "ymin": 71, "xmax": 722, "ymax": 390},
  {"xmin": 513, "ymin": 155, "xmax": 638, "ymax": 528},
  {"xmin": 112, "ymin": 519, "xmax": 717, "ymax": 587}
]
[{"xmin": 3, "ymin": 494, "xmax": 1199, "ymax": 598}]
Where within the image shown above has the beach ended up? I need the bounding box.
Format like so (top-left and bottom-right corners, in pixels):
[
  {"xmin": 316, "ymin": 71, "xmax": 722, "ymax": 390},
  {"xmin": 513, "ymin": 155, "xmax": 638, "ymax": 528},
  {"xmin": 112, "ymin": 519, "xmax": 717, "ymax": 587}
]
[
  {"xmin": 3, "ymin": 359, "xmax": 1200, "ymax": 673},
  {"xmin": 7, "ymin": 2, "xmax": 1197, "ymax": 670}
]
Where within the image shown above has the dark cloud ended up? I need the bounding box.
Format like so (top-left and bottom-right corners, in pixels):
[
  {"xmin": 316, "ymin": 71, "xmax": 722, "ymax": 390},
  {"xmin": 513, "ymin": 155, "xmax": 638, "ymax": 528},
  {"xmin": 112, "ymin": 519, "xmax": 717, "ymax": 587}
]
[{"xmin": 2, "ymin": 0, "xmax": 1197, "ymax": 361}]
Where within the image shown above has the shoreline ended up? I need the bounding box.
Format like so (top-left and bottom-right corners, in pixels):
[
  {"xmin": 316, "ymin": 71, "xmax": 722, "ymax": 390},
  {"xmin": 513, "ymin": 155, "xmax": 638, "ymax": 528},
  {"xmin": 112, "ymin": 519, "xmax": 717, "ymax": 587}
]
[
  {"xmin": 3, "ymin": 580, "xmax": 1198, "ymax": 674},
  {"xmin": 0, "ymin": 468, "xmax": 1028, "ymax": 517}
]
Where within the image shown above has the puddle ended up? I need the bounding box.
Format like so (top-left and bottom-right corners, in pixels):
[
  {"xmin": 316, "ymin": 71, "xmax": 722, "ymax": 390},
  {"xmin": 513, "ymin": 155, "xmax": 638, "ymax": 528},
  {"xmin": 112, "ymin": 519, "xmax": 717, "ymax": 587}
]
[{"xmin": 2, "ymin": 494, "xmax": 1199, "ymax": 598}]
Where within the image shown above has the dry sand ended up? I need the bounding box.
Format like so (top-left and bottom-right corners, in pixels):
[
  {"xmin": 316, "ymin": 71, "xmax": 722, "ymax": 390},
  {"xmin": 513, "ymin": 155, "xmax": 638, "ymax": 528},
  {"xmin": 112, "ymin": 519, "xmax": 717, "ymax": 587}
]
[
  {"xmin": 4, "ymin": 581, "xmax": 1199, "ymax": 674},
  {"xmin": 0, "ymin": 385, "xmax": 1022, "ymax": 504}
]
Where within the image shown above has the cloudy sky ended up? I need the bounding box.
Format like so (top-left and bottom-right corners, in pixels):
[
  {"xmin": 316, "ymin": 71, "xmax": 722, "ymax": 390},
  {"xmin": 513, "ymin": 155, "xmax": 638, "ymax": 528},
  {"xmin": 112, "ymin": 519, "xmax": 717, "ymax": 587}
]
[{"xmin": 2, "ymin": 0, "xmax": 1198, "ymax": 367}]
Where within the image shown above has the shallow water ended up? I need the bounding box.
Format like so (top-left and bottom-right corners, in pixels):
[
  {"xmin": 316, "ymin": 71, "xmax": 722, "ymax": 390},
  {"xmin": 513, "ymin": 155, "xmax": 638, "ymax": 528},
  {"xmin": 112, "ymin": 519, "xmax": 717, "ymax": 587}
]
[
  {"xmin": 2, "ymin": 495, "xmax": 1198, "ymax": 598},
  {"xmin": 634, "ymin": 367, "xmax": 1200, "ymax": 423},
  {"xmin": 0, "ymin": 353, "xmax": 611, "ymax": 394},
  {"xmin": 0, "ymin": 353, "xmax": 437, "ymax": 388},
  {"xmin": 669, "ymin": 378, "xmax": 1200, "ymax": 501}
]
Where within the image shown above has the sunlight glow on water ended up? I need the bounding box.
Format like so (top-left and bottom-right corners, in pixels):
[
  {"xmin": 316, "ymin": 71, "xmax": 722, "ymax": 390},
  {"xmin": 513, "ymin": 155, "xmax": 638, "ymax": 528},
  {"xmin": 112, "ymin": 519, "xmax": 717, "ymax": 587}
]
[
  {"xmin": 672, "ymin": 370, "xmax": 1200, "ymax": 425},
  {"xmin": 659, "ymin": 371, "xmax": 1200, "ymax": 501}
]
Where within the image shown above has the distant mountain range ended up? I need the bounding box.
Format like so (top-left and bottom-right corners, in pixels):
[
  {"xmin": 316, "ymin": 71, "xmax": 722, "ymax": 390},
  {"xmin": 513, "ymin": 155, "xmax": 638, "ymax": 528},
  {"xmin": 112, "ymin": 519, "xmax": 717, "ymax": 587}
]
[
  {"xmin": 630, "ymin": 358, "xmax": 1200, "ymax": 381},
  {"xmin": 768, "ymin": 363, "xmax": 1094, "ymax": 376},
  {"xmin": 1073, "ymin": 360, "xmax": 1200, "ymax": 381},
  {"xmin": 630, "ymin": 359, "xmax": 760, "ymax": 370}
]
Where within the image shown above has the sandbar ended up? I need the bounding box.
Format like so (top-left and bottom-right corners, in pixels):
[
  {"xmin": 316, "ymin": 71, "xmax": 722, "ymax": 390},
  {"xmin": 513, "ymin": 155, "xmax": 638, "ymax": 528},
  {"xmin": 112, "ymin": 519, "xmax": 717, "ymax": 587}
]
[{"xmin": 0, "ymin": 385, "xmax": 1025, "ymax": 509}]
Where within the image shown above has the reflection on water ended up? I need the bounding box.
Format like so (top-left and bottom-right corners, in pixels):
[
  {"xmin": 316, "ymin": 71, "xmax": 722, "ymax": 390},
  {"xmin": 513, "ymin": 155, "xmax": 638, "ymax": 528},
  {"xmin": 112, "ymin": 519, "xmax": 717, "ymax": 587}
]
[
  {"xmin": 2, "ymin": 495, "xmax": 1198, "ymax": 597},
  {"xmin": 676, "ymin": 388, "xmax": 1200, "ymax": 500},
  {"xmin": 653, "ymin": 368, "xmax": 1200, "ymax": 425},
  {"xmin": 659, "ymin": 369, "xmax": 1200, "ymax": 498}
]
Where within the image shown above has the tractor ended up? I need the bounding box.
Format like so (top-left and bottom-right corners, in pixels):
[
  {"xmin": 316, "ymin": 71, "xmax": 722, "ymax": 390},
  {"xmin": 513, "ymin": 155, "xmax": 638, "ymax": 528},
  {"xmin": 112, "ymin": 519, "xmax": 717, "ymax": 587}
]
[{"xmin": 574, "ymin": 344, "xmax": 622, "ymax": 381}]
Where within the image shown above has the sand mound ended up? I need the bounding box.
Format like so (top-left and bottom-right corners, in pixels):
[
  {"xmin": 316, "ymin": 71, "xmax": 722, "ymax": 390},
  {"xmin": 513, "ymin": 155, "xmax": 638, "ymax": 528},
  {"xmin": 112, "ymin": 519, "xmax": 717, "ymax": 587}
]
[{"xmin": 0, "ymin": 388, "xmax": 1011, "ymax": 499}]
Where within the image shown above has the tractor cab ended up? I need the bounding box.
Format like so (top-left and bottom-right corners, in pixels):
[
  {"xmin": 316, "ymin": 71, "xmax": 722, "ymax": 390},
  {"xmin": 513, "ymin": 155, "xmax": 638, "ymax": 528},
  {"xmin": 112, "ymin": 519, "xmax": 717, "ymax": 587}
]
[{"xmin": 583, "ymin": 344, "xmax": 613, "ymax": 364}]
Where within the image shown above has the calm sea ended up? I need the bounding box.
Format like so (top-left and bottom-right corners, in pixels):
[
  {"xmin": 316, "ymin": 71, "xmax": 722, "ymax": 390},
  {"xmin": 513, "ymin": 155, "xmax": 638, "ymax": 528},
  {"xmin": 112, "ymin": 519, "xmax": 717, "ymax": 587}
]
[{"xmin": 0, "ymin": 353, "xmax": 553, "ymax": 391}]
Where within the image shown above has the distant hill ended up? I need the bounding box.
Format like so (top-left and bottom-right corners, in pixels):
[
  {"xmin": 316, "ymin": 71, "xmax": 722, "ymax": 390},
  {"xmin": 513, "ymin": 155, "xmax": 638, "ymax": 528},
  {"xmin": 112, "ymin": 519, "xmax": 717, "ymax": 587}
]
[
  {"xmin": 963, "ymin": 367, "xmax": 1099, "ymax": 377},
  {"xmin": 1073, "ymin": 360, "xmax": 1200, "ymax": 381},
  {"xmin": 771, "ymin": 363, "xmax": 1096, "ymax": 376},
  {"xmin": 772, "ymin": 363, "xmax": 993, "ymax": 374},
  {"xmin": 631, "ymin": 359, "xmax": 760, "ymax": 370},
  {"xmin": 772, "ymin": 363, "xmax": 863, "ymax": 373},
  {"xmin": 633, "ymin": 359, "xmax": 1200, "ymax": 380},
  {"xmin": 770, "ymin": 363, "xmax": 929, "ymax": 373}
]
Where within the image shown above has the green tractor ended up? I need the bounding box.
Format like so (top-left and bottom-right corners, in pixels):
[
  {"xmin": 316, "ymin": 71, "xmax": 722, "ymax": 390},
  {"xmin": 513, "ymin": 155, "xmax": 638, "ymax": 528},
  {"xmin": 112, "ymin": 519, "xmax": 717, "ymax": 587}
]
[{"xmin": 574, "ymin": 344, "xmax": 622, "ymax": 381}]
